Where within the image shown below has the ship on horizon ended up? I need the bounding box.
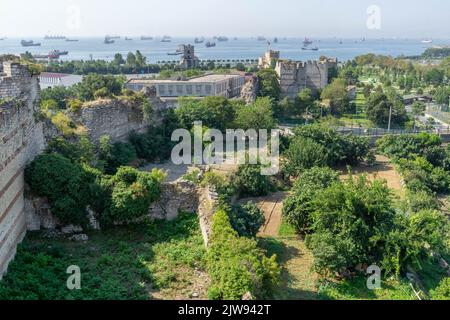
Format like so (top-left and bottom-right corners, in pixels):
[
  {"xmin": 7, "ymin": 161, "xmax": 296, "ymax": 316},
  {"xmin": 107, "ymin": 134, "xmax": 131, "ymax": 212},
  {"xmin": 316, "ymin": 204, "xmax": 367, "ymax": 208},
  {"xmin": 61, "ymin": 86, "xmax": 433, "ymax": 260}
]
[
  {"xmin": 141, "ymin": 36, "xmax": 153, "ymax": 40},
  {"xmin": 421, "ymin": 39, "xmax": 433, "ymax": 44},
  {"xmin": 44, "ymin": 35, "xmax": 66, "ymax": 40},
  {"xmin": 303, "ymin": 37, "xmax": 313, "ymax": 46},
  {"xmin": 194, "ymin": 37, "xmax": 204, "ymax": 44},
  {"xmin": 205, "ymin": 41, "xmax": 216, "ymax": 48},
  {"xmin": 104, "ymin": 36, "xmax": 115, "ymax": 44},
  {"xmin": 66, "ymin": 38, "xmax": 79, "ymax": 42},
  {"xmin": 21, "ymin": 40, "xmax": 41, "ymax": 47},
  {"xmin": 161, "ymin": 36, "xmax": 172, "ymax": 42}
]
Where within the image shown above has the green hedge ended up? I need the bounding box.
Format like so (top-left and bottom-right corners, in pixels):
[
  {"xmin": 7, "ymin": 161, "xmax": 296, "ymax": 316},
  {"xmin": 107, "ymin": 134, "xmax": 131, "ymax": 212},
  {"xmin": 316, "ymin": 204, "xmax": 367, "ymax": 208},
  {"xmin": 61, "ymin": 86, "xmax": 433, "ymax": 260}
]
[{"xmin": 207, "ymin": 209, "xmax": 280, "ymax": 300}]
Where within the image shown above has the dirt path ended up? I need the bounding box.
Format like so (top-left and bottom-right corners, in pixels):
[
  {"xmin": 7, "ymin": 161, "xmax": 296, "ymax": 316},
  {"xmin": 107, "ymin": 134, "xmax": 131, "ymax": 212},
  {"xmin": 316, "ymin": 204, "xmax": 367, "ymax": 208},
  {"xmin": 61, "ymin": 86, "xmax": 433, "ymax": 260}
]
[
  {"xmin": 239, "ymin": 192, "xmax": 288, "ymax": 237},
  {"xmin": 339, "ymin": 155, "xmax": 404, "ymax": 197}
]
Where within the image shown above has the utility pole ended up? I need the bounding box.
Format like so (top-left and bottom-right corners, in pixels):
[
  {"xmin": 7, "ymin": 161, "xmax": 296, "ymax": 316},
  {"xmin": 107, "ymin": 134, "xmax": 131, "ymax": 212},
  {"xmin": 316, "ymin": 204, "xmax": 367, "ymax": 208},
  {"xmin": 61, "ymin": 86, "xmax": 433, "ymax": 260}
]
[{"xmin": 388, "ymin": 105, "xmax": 392, "ymax": 133}]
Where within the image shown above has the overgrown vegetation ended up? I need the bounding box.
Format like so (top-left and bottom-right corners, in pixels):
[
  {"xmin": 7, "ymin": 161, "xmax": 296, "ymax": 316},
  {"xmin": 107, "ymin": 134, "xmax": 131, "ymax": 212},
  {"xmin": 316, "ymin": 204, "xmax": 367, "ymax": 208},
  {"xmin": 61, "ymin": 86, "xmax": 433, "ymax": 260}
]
[
  {"xmin": 0, "ymin": 213, "xmax": 206, "ymax": 300},
  {"xmin": 207, "ymin": 208, "xmax": 280, "ymax": 300}
]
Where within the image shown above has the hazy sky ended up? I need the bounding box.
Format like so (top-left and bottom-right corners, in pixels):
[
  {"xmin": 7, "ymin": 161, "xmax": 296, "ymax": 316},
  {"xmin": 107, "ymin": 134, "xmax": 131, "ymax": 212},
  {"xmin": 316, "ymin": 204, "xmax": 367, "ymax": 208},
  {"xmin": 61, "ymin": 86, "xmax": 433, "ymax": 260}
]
[{"xmin": 1, "ymin": 0, "xmax": 449, "ymax": 38}]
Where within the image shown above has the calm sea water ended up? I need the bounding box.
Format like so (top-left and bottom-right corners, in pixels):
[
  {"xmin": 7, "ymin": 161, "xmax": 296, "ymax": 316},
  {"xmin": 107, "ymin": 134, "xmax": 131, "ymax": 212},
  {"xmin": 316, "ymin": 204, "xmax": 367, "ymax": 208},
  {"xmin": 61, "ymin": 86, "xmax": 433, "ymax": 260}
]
[{"xmin": 0, "ymin": 37, "xmax": 449, "ymax": 63}]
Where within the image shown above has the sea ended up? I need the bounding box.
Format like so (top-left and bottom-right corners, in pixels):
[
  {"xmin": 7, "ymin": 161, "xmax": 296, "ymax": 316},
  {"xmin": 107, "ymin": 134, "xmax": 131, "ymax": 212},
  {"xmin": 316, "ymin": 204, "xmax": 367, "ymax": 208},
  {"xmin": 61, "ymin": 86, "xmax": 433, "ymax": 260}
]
[{"xmin": 0, "ymin": 37, "xmax": 449, "ymax": 63}]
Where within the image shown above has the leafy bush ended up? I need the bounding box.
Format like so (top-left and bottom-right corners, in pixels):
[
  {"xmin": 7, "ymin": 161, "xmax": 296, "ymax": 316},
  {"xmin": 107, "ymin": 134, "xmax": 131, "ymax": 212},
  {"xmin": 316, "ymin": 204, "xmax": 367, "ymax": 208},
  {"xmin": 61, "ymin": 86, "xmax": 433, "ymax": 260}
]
[
  {"xmin": 104, "ymin": 167, "xmax": 163, "ymax": 224},
  {"xmin": 207, "ymin": 209, "xmax": 280, "ymax": 300},
  {"xmin": 283, "ymin": 137, "xmax": 327, "ymax": 177},
  {"xmin": 431, "ymin": 278, "xmax": 450, "ymax": 300},
  {"xmin": 397, "ymin": 157, "xmax": 450, "ymax": 194},
  {"xmin": 51, "ymin": 112, "xmax": 77, "ymax": 136},
  {"xmin": 291, "ymin": 124, "xmax": 370, "ymax": 168},
  {"xmin": 297, "ymin": 173, "xmax": 450, "ymax": 277},
  {"xmin": 233, "ymin": 97, "xmax": 276, "ymax": 131},
  {"xmin": 25, "ymin": 154, "xmax": 92, "ymax": 225},
  {"xmin": 229, "ymin": 202, "xmax": 265, "ymax": 238},
  {"xmin": 176, "ymin": 96, "xmax": 236, "ymax": 131},
  {"xmin": 283, "ymin": 167, "xmax": 339, "ymax": 234},
  {"xmin": 234, "ymin": 164, "xmax": 274, "ymax": 197},
  {"xmin": 102, "ymin": 142, "xmax": 137, "ymax": 174},
  {"xmin": 75, "ymin": 74, "xmax": 125, "ymax": 101},
  {"xmin": 406, "ymin": 190, "xmax": 441, "ymax": 213},
  {"xmin": 376, "ymin": 133, "xmax": 443, "ymax": 164}
]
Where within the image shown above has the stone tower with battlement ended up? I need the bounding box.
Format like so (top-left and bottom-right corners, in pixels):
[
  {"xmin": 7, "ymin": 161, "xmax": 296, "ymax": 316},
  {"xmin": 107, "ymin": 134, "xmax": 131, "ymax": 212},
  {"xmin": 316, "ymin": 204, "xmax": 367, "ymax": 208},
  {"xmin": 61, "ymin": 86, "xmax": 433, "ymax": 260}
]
[
  {"xmin": 275, "ymin": 58, "xmax": 337, "ymax": 99},
  {"xmin": 0, "ymin": 59, "xmax": 46, "ymax": 278},
  {"xmin": 179, "ymin": 44, "xmax": 199, "ymax": 69}
]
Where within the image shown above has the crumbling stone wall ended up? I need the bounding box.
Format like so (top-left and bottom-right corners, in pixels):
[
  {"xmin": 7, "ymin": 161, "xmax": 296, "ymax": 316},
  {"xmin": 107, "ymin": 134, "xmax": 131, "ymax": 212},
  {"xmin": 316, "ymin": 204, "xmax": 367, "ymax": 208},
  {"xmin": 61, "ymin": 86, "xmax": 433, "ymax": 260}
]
[
  {"xmin": 0, "ymin": 60, "xmax": 45, "ymax": 278},
  {"xmin": 74, "ymin": 89, "xmax": 168, "ymax": 143},
  {"xmin": 240, "ymin": 76, "xmax": 259, "ymax": 105}
]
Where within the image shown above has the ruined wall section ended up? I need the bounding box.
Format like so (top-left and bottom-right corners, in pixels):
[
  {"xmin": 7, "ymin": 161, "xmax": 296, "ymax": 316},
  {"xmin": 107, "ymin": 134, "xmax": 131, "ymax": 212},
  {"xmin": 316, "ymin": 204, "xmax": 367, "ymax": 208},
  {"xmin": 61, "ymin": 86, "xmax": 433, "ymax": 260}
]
[
  {"xmin": 75, "ymin": 91, "xmax": 168, "ymax": 144},
  {"xmin": 0, "ymin": 61, "xmax": 45, "ymax": 278}
]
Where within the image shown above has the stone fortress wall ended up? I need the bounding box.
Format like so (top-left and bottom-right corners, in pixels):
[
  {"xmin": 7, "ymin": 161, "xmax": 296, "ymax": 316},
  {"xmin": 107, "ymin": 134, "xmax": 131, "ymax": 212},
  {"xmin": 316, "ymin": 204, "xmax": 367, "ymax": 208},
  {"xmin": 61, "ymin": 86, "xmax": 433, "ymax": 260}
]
[
  {"xmin": 0, "ymin": 60, "xmax": 46, "ymax": 278},
  {"xmin": 0, "ymin": 58, "xmax": 211, "ymax": 278},
  {"xmin": 259, "ymin": 50, "xmax": 337, "ymax": 99}
]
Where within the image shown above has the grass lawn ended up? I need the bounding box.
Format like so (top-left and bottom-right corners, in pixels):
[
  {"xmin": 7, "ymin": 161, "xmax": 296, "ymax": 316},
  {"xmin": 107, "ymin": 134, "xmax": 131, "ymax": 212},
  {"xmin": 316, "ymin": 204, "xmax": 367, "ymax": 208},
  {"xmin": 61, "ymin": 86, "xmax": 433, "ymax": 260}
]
[{"xmin": 0, "ymin": 212, "xmax": 208, "ymax": 300}]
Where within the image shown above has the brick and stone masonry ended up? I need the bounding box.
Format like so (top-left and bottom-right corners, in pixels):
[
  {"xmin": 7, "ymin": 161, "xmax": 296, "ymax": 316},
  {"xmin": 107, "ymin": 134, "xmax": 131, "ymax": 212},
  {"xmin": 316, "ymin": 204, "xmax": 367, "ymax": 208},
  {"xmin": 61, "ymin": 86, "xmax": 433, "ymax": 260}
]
[{"xmin": 0, "ymin": 60, "xmax": 46, "ymax": 278}]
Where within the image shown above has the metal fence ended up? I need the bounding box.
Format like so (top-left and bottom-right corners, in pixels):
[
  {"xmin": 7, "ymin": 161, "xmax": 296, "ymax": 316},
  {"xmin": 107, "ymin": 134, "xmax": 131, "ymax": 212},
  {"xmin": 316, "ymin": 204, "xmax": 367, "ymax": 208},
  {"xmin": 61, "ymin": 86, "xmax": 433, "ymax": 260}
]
[{"xmin": 336, "ymin": 126, "xmax": 450, "ymax": 137}]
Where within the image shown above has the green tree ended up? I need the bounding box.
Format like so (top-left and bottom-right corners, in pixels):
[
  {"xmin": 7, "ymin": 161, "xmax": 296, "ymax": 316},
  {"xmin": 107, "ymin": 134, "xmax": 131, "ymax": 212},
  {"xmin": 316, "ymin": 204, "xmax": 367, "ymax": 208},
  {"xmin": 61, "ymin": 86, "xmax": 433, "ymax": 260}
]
[
  {"xmin": 257, "ymin": 68, "xmax": 281, "ymax": 101},
  {"xmin": 321, "ymin": 78, "xmax": 350, "ymax": 115},
  {"xmin": 233, "ymin": 97, "xmax": 276, "ymax": 130},
  {"xmin": 365, "ymin": 90, "xmax": 407, "ymax": 127},
  {"xmin": 411, "ymin": 101, "xmax": 426, "ymax": 130}
]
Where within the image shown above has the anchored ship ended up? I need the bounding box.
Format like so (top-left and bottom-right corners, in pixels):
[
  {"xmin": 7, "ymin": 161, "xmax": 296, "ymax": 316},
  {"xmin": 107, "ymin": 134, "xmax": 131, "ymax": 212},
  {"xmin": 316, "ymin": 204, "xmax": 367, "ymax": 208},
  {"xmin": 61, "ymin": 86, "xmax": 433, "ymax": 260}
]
[
  {"xmin": 21, "ymin": 40, "xmax": 41, "ymax": 47},
  {"xmin": 104, "ymin": 36, "xmax": 115, "ymax": 44},
  {"xmin": 194, "ymin": 37, "xmax": 204, "ymax": 44},
  {"xmin": 303, "ymin": 37, "xmax": 313, "ymax": 46},
  {"xmin": 44, "ymin": 35, "xmax": 66, "ymax": 40},
  {"xmin": 205, "ymin": 41, "xmax": 216, "ymax": 48},
  {"xmin": 141, "ymin": 36, "xmax": 153, "ymax": 40},
  {"xmin": 161, "ymin": 36, "xmax": 172, "ymax": 42}
]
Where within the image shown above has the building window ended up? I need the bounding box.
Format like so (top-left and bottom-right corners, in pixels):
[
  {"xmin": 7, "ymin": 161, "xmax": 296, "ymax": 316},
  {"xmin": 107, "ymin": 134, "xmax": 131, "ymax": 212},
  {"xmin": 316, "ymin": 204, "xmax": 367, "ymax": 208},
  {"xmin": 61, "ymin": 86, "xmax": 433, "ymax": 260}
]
[
  {"xmin": 186, "ymin": 85, "xmax": 193, "ymax": 95},
  {"xmin": 177, "ymin": 85, "xmax": 183, "ymax": 94},
  {"xmin": 168, "ymin": 85, "xmax": 174, "ymax": 95},
  {"xmin": 159, "ymin": 85, "xmax": 165, "ymax": 95},
  {"xmin": 196, "ymin": 85, "xmax": 202, "ymax": 94},
  {"xmin": 205, "ymin": 85, "xmax": 212, "ymax": 94}
]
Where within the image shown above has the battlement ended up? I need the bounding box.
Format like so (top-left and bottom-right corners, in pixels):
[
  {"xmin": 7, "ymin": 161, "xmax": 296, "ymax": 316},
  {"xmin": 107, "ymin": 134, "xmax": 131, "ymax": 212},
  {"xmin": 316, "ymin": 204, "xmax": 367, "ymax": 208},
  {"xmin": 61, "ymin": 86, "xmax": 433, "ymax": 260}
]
[{"xmin": 271, "ymin": 53, "xmax": 338, "ymax": 99}]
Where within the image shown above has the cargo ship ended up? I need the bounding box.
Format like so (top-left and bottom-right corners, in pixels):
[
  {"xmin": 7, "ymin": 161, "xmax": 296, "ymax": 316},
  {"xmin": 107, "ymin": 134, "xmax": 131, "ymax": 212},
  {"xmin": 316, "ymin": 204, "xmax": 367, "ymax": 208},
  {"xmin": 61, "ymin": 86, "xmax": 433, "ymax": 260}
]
[
  {"xmin": 21, "ymin": 40, "xmax": 41, "ymax": 47},
  {"xmin": 44, "ymin": 35, "xmax": 66, "ymax": 40},
  {"xmin": 303, "ymin": 37, "xmax": 313, "ymax": 46},
  {"xmin": 205, "ymin": 41, "xmax": 216, "ymax": 48},
  {"xmin": 104, "ymin": 36, "xmax": 115, "ymax": 44},
  {"xmin": 141, "ymin": 36, "xmax": 153, "ymax": 40},
  {"xmin": 194, "ymin": 37, "xmax": 204, "ymax": 44},
  {"xmin": 161, "ymin": 36, "xmax": 172, "ymax": 42}
]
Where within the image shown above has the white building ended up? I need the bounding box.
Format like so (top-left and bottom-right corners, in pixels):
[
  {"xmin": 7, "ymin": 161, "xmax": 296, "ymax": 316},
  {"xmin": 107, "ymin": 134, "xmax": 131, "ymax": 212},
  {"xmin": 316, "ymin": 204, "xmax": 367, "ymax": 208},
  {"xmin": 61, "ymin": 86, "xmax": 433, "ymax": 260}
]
[
  {"xmin": 125, "ymin": 73, "xmax": 246, "ymax": 99},
  {"xmin": 39, "ymin": 72, "xmax": 83, "ymax": 89}
]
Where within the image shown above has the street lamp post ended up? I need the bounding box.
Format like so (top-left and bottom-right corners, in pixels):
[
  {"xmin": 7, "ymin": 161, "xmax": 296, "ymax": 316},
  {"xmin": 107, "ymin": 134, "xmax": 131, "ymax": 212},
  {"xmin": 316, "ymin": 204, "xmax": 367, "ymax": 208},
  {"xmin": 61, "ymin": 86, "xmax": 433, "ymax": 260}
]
[{"xmin": 388, "ymin": 105, "xmax": 392, "ymax": 133}]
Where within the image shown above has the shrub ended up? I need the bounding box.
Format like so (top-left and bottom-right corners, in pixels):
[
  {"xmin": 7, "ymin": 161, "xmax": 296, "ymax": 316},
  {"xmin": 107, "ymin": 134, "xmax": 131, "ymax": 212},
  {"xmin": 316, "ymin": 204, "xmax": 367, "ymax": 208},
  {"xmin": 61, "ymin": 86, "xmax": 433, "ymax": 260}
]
[
  {"xmin": 283, "ymin": 137, "xmax": 327, "ymax": 177},
  {"xmin": 377, "ymin": 133, "xmax": 443, "ymax": 163},
  {"xmin": 207, "ymin": 209, "xmax": 280, "ymax": 300},
  {"xmin": 406, "ymin": 190, "xmax": 441, "ymax": 213},
  {"xmin": 229, "ymin": 202, "xmax": 265, "ymax": 238},
  {"xmin": 67, "ymin": 99, "xmax": 83, "ymax": 112},
  {"xmin": 292, "ymin": 124, "xmax": 370, "ymax": 167},
  {"xmin": 283, "ymin": 167, "xmax": 339, "ymax": 234},
  {"xmin": 104, "ymin": 142, "xmax": 137, "ymax": 174},
  {"xmin": 51, "ymin": 112, "xmax": 77, "ymax": 136},
  {"xmin": 431, "ymin": 278, "xmax": 450, "ymax": 300},
  {"xmin": 104, "ymin": 167, "xmax": 163, "ymax": 224},
  {"xmin": 235, "ymin": 164, "xmax": 274, "ymax": 197},
  {"xmin": 25, "ymin": 154, "xmax": 91, "ymax": 225}
]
